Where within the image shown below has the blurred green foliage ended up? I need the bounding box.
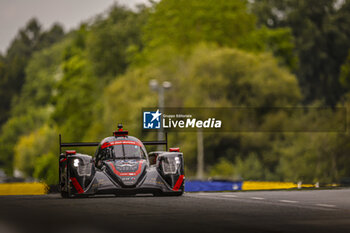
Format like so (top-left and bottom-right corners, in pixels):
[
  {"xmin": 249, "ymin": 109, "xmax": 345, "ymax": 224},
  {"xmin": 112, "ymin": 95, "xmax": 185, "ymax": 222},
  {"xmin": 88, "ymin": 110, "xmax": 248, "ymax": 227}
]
[
  {"xmin": 0, "ymin": 0, "xmax": 350, "ymax": 185},
  {"xmin": 143, "ymin": 0, "xmax": 255, "ymax": 49},
  {"xmin": 14, "ymin": 125, "xmax": 57, "ymax": 178},
  {"xmin": 252, "ymin": 0, "xmax": 350, "ymax": 105},
  {"xmin": 87, "ymin": 5, "xmax": 148, "ymax": 79},
  {"xmin": 210, "ymin": 158, "xmax": 236, "ymax": 178},
  {"xmin": 0, "ymin": 19, "xmax": 64, "ymax": 126}
]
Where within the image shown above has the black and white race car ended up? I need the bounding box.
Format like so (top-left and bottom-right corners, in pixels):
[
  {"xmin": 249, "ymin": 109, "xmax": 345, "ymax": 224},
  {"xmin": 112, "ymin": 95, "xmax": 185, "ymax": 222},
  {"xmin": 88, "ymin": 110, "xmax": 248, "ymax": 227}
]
[{"xmin": 58, "ymin": 124, "xmax": 184, "ymax": 198}]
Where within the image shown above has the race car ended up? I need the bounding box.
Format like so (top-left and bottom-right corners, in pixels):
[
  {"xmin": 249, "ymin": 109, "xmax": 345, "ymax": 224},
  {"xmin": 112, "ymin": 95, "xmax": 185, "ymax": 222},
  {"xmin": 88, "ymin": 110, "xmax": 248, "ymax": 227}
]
[{"xmin": 58, "ymin": 124, "xmax": 184, "ymax": 198}]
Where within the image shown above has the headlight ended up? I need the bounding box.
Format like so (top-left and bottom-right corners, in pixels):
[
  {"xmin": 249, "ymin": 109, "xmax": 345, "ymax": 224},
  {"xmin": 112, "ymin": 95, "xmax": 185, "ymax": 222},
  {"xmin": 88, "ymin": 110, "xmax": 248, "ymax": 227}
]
[
  {"xmin": 161, "ymin": 156, "xmax": 180, "ymax": 175},
  {"xmin": 73, "ymin": 159, "xmax": 80, "ymax": 167},
  {"xmin": 175, "ymin": 157, "xmax": 180, "ymax": 164}
]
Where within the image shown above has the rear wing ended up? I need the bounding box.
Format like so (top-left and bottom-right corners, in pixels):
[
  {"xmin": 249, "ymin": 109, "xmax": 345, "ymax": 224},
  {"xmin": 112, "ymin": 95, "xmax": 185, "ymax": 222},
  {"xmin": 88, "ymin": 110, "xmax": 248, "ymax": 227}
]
[{"xmin": 59, "ymin": 133, "xmax": 168, "ymax": 154}]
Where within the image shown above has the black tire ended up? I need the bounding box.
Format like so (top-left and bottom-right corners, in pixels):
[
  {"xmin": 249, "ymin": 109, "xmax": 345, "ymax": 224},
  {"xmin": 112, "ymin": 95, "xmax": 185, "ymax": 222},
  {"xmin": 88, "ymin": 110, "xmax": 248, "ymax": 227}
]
[
  {"xmin": 156, "ymin": 190, "xmax": 184, "ymax": 196},
  {"xmin": 169, "ymin": 190, "xmax": 184, "ymax": 196},
  {"xmin": 61, "ymin": 191, "xmax": 70, "ymax": 198},
  {"xmin": 60, "ymin": 159, "xmax": 73, "ymax": 198},
  {"xmin": 66, "ymin": 163, "xmax": 72, "ymax": 198}
]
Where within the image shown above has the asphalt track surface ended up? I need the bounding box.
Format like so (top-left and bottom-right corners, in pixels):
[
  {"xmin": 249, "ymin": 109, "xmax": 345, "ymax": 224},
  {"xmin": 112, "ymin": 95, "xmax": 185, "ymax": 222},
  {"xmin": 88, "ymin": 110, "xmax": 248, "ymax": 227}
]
[{"xmin": 0, "ymin": 189, "xmax": 349, "ymax": 233}]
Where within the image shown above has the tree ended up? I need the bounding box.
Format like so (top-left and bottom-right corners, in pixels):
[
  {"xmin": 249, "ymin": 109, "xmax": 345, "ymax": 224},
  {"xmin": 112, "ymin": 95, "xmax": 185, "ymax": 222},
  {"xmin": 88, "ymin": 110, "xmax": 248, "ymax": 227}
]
[
  {"xmin": 143, "ymin": 0, "xmax": 256, "ymax": 51},
  {"xmin": 0, "ymin": 109, "xmax": 49, "ymax": 174},
  {"xmin": 0, "ymin": 37, "xmax": 67, "ymax": 175},
  {"xmin": 51, "ymin": 27, "xmax": 99, "ymax": 142},
  {"xmin": 33, "ymin": 152, "xmax": 58, "ymax": 185},
  {"xmin": 340, "ymin": 50, "xmax": 350, "ymax": 89},
  {"xmin": 252, "ymin": 0, "xmax": 350, "ymax": 105},
  {"xmin": 14, "ymin": 125, "xmax": 57, "ymax": 178},
  {"xmin": 0, "ymin": 18, "xmax": 64, "ymax": 126},
  {"xmin": 86, "ymin": 4, "xmax": 148, "ymax": 80},
  {"xmin": 141, "ymin": 0, "xmax": 296, "ymax": 71}
]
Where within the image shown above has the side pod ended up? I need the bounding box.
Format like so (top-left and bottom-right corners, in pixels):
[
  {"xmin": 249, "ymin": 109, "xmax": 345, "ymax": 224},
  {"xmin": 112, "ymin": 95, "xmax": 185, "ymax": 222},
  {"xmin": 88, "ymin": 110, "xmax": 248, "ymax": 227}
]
[
  {"xmin": 59, "ymin": 151, "xmax": 95, "ymax": 198},
  {"xmin": 154, "ymin": 152, "xmax": 185, "ymax": 194}
]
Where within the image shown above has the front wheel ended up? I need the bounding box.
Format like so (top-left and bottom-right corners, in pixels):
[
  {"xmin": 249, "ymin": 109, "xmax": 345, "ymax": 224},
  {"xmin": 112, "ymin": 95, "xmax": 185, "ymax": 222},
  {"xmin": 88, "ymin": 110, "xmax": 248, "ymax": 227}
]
[
  {"xmin": 168, "ymin": 190, "xmax": 184, "ymax": 196},
  {"xmin": 59, "ymin": 161, "xmax": 72, "ymax": 198},
  {"xmin": 61, "ymin": 191, "xmax": 71, "ymax": 198},
  {"xmin": 155, "ymin": 190, "xmax": 184, "ymax": 196}
]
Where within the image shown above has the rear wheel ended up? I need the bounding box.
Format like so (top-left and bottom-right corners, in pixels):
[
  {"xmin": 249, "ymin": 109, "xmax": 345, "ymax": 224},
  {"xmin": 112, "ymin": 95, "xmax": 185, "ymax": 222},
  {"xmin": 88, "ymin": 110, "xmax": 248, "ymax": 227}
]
[
  {"xmin": 60, "ymin": 161, "xmax": 73, "ymax": 198},
  {"xmin": 61, "ymin": 191, "xmax": 70, "ymax": 198}
]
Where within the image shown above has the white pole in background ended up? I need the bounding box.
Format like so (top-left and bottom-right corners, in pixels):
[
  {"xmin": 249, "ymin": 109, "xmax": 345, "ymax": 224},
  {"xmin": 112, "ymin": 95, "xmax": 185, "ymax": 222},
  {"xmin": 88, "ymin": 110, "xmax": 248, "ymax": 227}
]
[
  {"xmin": 149, "ymin": 80, "xmax": 172, "ymax": 151},
  {"xmin": 196, "ymin": 129, "xmax": 204, "ymax": 179},
  {"xmin": 158, "ymin": 84, "xmax": 164, "ymax": 150}
]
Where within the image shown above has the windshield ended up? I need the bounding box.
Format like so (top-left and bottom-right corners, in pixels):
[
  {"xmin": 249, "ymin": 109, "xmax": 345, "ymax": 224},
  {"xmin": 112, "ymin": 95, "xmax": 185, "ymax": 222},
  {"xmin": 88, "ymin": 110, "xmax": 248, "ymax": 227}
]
[{"xmin": 98, "ymin": 140, "xmax": 145, "ymax": 160}]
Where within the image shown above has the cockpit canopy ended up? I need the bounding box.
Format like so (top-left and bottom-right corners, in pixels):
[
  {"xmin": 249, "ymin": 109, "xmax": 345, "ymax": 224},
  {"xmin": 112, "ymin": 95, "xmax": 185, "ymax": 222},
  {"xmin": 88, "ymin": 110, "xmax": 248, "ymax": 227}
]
[{"xmin": 94, "ymin": 137, "xmax": 147, "ymax": 167}]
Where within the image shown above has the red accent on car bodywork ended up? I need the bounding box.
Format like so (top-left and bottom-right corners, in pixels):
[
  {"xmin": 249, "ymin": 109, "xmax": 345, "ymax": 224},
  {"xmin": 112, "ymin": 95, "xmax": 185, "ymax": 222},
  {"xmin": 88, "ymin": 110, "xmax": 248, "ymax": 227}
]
[
  {"xmin": 169, "ymin": 148, "xmax": 180, "ymax": 152},
  {"xmin": 66, "ymin": 150, "xmax": 76, "ymax": 155},
  {"xmin": 101, "ymin": 140, "xmax": 143, "ymax": 149},
  {"xmin": 70, "ymin": 177, "xmax": 84, "ymax": 194},
  {"xmin": 109, "ymin": 161, "xmax": 143, "ymax": 176},
  {"xmin": 172, "ymin": 175, "xmax": 184, "ymax": 191},
  {"xmin": 59, "ymin": 158, "xmax": 67, "ymax": 163}
]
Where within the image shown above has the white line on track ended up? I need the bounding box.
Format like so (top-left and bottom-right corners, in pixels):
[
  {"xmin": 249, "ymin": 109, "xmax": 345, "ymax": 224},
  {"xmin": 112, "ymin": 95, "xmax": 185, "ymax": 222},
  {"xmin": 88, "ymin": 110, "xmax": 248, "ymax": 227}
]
[
  {"xmin": 279, "ymin": 200, "xmax": 298, "ymax": 203},
  {"xmin": 196, "ymin": 192, "xmax": 215, "ymax": 196},
  {"xmin": 315, "ymin": 204, "xmax": 336, "ymax": 208},
  {"xmin": 250, "ymin": 197, "xmax": 265, "ymax": 200},
  {"xmin": 221, "ymin": 194, "xmax": 237, "ymax": 198},
  {"xmin": 187, "ymin": 194, "xmax": 338, "ymax": 211}
]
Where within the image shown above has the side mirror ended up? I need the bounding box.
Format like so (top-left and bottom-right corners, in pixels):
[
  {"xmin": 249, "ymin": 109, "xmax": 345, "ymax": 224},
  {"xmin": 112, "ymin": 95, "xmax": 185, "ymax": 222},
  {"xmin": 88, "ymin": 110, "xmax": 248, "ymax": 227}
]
[{"xmin": 148, "ymin": 152, "xmax": 159, "ymax": 166}]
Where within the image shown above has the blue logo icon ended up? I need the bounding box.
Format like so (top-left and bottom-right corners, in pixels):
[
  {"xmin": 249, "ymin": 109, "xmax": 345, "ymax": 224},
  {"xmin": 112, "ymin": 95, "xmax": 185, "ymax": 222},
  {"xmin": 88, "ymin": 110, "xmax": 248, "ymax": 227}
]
[{"xmin": 143, "ymin": 109, "xmax": 162, "ymax": 129}]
